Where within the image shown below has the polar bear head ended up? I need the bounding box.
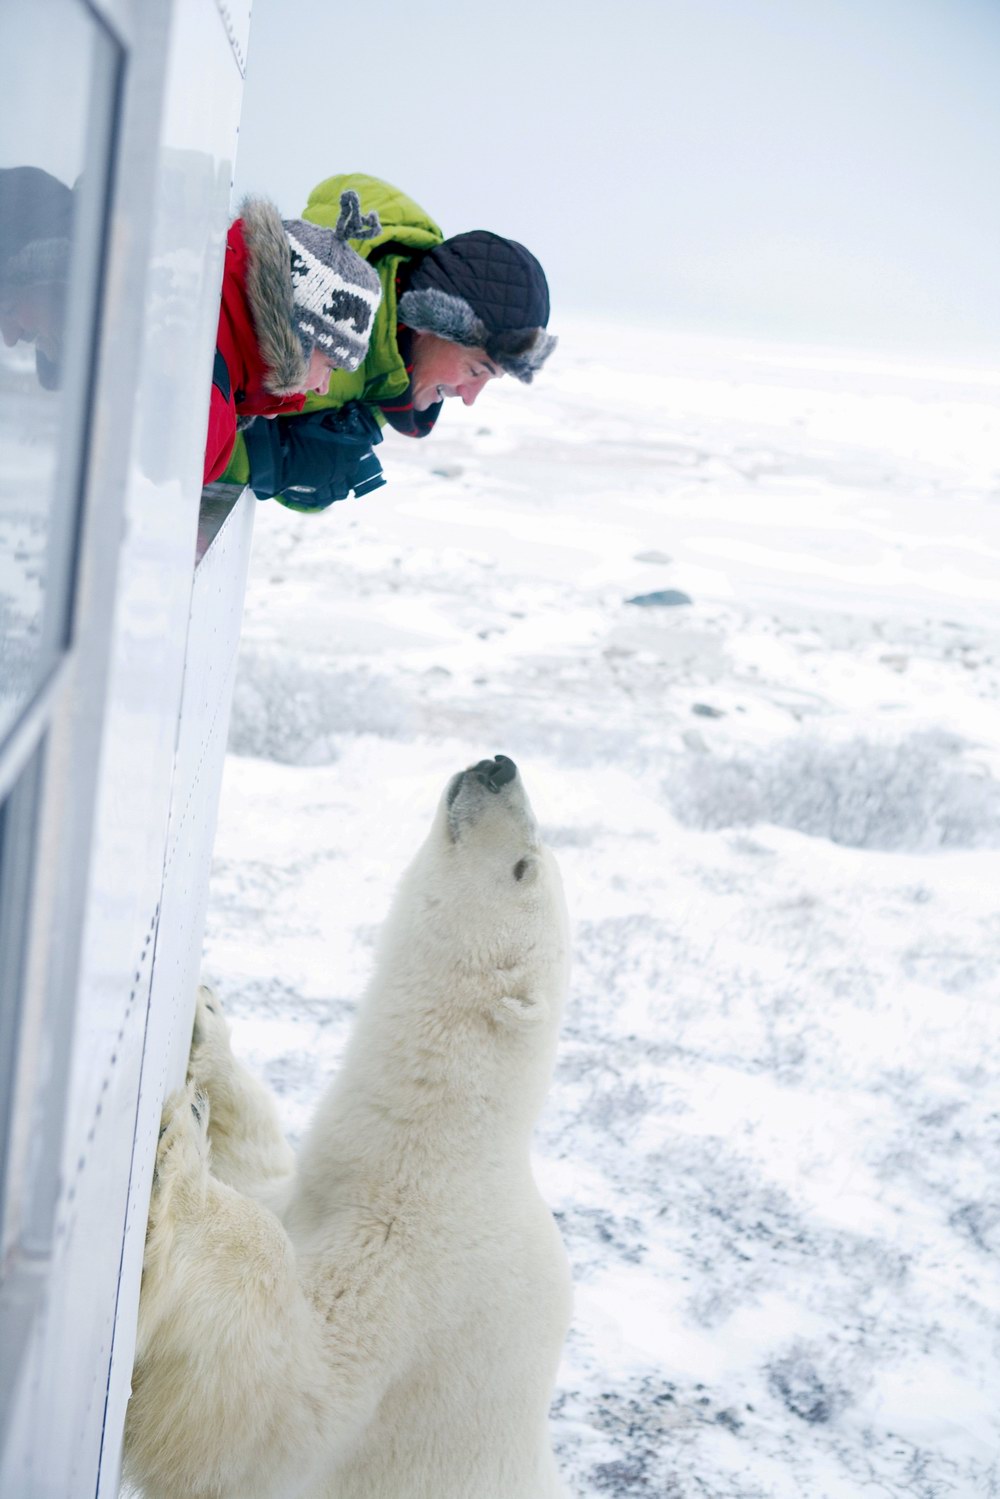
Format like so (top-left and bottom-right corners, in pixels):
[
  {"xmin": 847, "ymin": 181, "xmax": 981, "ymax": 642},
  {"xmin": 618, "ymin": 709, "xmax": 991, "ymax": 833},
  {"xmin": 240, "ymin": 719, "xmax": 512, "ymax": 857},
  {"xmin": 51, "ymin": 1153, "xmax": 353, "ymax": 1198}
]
[
  {"xmin": 365, "ymin": 756, "xmax": 570, "ymax": 1125},
  {"xmin": 436, "ymin": 754, "xmax": 567, "ymax": 977}
]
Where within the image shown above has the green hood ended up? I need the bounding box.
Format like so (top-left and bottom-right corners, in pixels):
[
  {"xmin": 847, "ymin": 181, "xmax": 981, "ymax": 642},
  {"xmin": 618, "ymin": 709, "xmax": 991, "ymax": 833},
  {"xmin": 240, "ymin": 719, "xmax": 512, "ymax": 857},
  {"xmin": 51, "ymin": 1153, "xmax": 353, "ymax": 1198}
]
[
  {"xmin": 303, "ymin": 173, "xmax": 443, "ymax": 259},
  {"xmin": 301, "ymin": 174, "xmax": 443, "ymax": 412}
]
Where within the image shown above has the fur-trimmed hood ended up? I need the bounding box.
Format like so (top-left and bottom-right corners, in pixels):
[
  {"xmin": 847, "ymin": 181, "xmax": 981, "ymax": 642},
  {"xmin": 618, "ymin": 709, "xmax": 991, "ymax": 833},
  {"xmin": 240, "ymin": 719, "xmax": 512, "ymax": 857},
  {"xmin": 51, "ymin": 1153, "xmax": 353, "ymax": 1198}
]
[{"xmin": 239, "ymin": 196, "xmax": 309, "ymax": 397}]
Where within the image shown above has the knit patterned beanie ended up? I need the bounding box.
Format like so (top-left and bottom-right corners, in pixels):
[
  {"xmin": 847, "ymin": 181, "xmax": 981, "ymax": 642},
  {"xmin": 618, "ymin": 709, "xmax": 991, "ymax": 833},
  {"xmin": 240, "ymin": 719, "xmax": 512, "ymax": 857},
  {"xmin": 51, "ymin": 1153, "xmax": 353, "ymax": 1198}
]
[{"xmin": 282, "ymin": 191, "xmax": 382, "ymax": 371}]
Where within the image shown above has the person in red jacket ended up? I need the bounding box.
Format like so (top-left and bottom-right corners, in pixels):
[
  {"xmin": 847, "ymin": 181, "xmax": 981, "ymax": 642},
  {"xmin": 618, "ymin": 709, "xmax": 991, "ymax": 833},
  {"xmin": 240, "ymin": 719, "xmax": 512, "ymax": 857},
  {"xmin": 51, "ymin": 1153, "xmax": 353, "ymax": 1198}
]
[{"xmin": 204, "ymin": 189, "xmax": 382, "ymax": 484}]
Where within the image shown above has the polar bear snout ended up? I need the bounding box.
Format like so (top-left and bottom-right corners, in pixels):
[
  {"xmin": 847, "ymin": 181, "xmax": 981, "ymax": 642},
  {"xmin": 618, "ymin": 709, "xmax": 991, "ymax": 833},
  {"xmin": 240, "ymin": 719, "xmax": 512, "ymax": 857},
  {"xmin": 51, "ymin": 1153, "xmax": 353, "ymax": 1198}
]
[
  {"xmin": 445, "ymin": 755, "xmax": 535, "ymax": 845},
  {"xmin": 470, "ymin": 753, "xmax": 518, "ymax": 791},
  {"xmin": 447, "ymin": 754, "xmax": 518, "ymax": 809}
]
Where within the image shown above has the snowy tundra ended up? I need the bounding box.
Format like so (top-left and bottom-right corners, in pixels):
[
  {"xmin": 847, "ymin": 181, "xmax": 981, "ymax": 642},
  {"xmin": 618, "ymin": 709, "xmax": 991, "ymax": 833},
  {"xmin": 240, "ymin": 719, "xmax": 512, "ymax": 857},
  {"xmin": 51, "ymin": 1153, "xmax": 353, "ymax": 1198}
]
[
  {"xmin": 201, "ymin": 324, "xmax": 1000, "ymax": 1497},
  {"xmin": 124, "ymin": 755, "xmax": 573, "ymax": 1499}
]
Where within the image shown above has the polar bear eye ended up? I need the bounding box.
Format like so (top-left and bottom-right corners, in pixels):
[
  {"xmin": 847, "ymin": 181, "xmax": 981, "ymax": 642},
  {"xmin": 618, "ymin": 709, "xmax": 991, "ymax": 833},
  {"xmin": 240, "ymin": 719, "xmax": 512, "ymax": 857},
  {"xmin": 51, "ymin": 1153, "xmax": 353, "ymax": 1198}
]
[{"xmin": 513, "ymin": 858, "xmax": 529, "ymax": 881}]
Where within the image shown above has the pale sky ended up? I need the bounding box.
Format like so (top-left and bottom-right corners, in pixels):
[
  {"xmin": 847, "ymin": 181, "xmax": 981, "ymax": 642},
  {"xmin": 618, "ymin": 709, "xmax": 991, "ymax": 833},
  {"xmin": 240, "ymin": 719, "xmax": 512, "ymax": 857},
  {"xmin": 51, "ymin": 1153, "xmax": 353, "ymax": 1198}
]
[{"xmin": 234, "ymin": 0, "xmax": 1000, "ymax": 361}]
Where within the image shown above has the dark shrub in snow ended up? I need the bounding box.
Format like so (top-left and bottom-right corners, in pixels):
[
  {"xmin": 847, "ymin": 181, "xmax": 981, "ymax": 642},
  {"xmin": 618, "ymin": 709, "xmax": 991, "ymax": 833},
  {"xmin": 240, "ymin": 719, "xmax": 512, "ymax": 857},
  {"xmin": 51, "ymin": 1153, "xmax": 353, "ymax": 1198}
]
[{"xmin": 666, "ymin": 730, "xmax": 1000, "ymax": 850}]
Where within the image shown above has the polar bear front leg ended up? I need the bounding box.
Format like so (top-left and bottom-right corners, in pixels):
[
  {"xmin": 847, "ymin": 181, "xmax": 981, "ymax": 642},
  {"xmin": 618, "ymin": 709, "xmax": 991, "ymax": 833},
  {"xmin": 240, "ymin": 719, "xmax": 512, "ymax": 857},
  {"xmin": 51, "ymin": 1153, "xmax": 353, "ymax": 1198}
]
[
  {"xmin": 132, "ymin": 1080, "xmax": 212, "ymax": 1363},
  {"xmin": 126, "ymin": 1083, "xmax": 333, "ymax": 1499},
  {"xmin": 187, "ymin": 985, "xmax": 295, "ymax": 1199}
]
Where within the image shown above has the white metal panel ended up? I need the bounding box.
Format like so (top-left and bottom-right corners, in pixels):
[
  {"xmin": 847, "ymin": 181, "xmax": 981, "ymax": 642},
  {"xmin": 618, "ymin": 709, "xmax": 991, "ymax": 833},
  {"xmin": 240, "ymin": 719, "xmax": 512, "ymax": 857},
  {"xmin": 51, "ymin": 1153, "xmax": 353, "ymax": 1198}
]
[
  {"xmin": 101, "ymin": 490, "xmax": 256, "ymax": 1492},
  {"xmin": 0, "ymin": 0, "xmax": 254, "ymax": 1493},
  {"xmin": 214, "ymin": 0, "xmax": 252, "ymax": 77}
]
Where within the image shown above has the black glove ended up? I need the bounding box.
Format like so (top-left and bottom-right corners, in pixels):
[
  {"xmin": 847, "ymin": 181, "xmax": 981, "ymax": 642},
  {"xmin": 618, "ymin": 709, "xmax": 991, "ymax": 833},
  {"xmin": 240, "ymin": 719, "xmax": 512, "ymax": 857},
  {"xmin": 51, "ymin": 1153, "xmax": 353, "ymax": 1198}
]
[{"xmin": 243, "ymin": 401, "xmax": 385, "ymax": 510}]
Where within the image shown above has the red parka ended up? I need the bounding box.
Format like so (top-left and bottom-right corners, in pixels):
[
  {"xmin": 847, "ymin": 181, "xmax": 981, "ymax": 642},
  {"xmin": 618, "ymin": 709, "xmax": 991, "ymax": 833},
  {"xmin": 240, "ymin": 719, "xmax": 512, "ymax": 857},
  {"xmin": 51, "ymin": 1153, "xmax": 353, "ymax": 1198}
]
[{"xmin": 205, "ymin": 201, "xmax": 312, "ymax": 483}]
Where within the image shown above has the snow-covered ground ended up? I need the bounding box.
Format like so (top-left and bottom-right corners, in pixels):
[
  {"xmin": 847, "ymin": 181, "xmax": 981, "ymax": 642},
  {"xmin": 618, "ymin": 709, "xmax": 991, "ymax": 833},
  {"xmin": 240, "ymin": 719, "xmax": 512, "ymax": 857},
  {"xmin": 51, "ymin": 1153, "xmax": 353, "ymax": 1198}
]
[{"xmin": 203, "ymin": 320, "xmax": 1000, "ymax": 1498}]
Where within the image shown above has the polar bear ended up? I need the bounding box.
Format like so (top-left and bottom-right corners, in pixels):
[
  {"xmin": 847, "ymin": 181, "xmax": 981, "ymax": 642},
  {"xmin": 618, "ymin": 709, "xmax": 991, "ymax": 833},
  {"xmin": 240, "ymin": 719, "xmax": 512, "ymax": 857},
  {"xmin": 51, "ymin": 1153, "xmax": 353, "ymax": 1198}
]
[{"xmin": 124, "ymin": 755, "xmax": 573, "ymax": 1499}]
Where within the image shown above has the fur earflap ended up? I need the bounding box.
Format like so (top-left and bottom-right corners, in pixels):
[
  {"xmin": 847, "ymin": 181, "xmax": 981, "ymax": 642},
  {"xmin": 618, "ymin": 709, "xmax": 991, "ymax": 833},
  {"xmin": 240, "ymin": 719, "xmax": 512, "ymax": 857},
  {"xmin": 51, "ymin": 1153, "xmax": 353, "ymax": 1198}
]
[
  {"xmin": 239, "ymin": 196, "xmax": 310, "ymax": 397},
  {"xmin": 485, "ymin": 327, "xmax": 558, "ymax": 384},
  {"xmin": 398, "ymin": 286, "xmax": 490, "ymax": 350},
  {"xmin": 2, "ymin": 235, "xmax": 71, "ymax": 288}
]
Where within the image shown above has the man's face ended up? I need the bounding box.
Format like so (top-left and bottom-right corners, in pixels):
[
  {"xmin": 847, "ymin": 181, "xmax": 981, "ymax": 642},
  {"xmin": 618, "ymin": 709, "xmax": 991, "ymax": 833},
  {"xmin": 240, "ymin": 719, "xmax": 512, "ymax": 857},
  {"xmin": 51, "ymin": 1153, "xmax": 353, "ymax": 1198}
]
[{"xmin": 409, "ymin": 332, "xmax": 503, "ymax": 412}]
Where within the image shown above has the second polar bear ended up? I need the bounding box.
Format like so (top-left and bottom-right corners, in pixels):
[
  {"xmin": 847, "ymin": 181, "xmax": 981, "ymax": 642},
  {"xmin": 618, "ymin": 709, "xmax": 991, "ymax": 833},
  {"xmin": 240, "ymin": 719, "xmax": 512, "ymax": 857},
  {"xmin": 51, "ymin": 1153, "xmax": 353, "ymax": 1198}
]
[{"xmin": 125, "ymin": 755, "xmax": 573, "ymax": 1499}]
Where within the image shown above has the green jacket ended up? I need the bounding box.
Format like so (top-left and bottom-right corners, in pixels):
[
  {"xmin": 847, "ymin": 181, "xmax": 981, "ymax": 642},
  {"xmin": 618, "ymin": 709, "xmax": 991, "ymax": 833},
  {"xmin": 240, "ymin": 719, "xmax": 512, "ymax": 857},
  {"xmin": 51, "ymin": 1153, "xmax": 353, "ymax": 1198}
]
[{"xmin": 221, "ymin": 173, "xmax": 443, "ymax": 486}]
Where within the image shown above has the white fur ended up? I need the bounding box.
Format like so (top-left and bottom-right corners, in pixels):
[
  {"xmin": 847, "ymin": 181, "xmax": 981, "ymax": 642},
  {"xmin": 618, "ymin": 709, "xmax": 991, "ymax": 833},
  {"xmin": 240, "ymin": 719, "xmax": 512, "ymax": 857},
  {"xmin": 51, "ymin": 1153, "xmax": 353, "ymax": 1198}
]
[{"xmin": 124, "ymin": 761, "xmax": 573, "ymax": 1499}]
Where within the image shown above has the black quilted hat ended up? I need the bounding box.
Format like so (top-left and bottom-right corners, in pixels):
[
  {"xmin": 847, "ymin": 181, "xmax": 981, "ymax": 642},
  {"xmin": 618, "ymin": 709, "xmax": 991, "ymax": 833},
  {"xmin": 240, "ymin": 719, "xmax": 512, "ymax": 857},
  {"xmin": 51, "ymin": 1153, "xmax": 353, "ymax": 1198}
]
[{"xmin": 398, "ymin": 230, "xmax": 556, "ymax": 383}]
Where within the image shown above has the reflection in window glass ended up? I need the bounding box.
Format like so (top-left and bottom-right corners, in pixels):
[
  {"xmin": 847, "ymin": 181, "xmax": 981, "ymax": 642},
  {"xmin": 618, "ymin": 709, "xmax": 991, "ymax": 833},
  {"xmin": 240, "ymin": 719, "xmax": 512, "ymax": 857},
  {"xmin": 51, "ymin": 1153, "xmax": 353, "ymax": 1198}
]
[
  {"xmin": 0, "ymin": 1, "xmax": 109, "ymax": 746},
  {"xmin": 0, "ymin": 746, "xmax": 41, "ymax": 1262}
]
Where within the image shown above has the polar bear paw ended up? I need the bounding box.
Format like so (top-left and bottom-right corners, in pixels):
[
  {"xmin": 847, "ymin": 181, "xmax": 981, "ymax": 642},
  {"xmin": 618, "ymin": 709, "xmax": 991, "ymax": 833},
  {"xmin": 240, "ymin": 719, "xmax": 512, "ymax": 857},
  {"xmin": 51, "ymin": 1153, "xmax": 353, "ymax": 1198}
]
[
  {"xmin": 137, "ymin": 1082, "xmax": 213, "ymax": 1356},
  {"xmin": 191, "ymin": 982, "xmax": 231, "ymax": 1050},
  {"xmin": 149, "ymin": 1080, "xmax": 210, "ymax": 1223},
  {"xmin": 187, "ymin": 984, "xmax": 236, "ymax": 1092}
]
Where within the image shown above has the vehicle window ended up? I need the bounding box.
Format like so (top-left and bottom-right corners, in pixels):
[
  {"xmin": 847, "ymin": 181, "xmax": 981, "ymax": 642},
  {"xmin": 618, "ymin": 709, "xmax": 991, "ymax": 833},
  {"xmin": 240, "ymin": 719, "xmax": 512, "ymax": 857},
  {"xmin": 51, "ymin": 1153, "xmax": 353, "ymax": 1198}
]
[{"xmin": 0, "ymin": 0, "xmax": 115, "ymax": 747}]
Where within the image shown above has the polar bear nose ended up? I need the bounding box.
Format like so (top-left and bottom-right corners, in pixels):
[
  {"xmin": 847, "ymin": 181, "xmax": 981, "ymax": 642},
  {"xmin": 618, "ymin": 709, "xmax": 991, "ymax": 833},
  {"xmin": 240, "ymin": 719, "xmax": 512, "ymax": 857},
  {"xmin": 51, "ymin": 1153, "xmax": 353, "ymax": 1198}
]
[{"xmin": 471, "ymin": 754, "xmax": 517, "ymax": 792}]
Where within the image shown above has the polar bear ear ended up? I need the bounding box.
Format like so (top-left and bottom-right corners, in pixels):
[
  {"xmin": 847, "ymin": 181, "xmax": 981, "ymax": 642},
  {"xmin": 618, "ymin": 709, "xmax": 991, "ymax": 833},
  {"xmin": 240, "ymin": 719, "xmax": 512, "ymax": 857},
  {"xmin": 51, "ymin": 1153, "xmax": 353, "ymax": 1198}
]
[{"xmin": 492, "ymin": 992, "xmax": 547, "ymax": 1027}]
